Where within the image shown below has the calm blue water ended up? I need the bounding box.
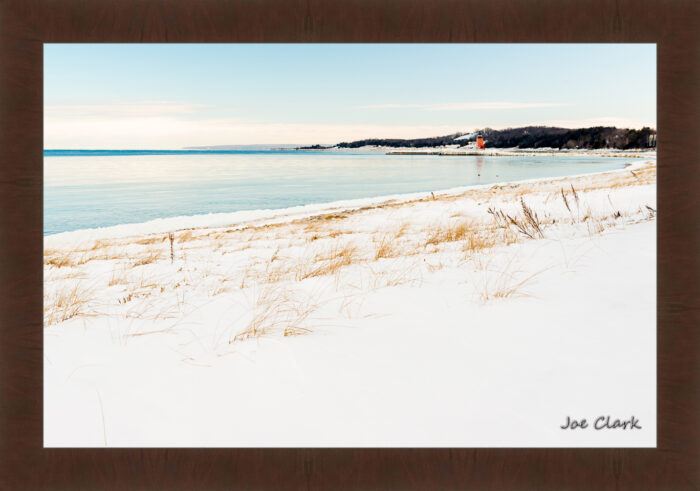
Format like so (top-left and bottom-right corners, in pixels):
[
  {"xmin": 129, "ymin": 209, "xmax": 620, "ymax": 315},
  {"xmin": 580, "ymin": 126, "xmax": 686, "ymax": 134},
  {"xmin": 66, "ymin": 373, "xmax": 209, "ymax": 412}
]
[{"xmin": 44, "ymin": 150, "xmax": 629, "ymax": 235}]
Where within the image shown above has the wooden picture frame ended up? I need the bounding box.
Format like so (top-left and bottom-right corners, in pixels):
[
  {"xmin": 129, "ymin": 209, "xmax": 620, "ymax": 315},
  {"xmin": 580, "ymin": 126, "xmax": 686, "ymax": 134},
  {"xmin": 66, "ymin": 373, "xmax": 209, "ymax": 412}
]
[{"xmin": 1, "ymin": 0, "xmax": 697, "ymax": 488}]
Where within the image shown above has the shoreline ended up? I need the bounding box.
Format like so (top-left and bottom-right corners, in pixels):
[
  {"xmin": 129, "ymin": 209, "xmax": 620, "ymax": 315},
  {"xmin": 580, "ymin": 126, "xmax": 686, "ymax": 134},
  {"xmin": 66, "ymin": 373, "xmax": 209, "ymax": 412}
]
[
  {"xmin": 299, "ymin": 145, "xmax": 656, "ymax": 159},
  {"xmin": 44, "ymin": 159, "xmax": 657, "ymax": 446},
  {"xmin": 385, "ymin": 149, "xmax": 654, "ymax": 157},
  {"xmin": 44, "ymin": 158, "xmax": 653, "ymax": 247}
]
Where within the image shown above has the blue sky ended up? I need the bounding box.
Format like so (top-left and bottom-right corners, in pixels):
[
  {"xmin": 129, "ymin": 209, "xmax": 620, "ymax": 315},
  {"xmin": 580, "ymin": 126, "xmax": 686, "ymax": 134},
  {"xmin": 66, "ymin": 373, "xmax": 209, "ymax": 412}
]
[{"xmin": 44, "ymin": 44, "xmax": 656, "ymax": 148}]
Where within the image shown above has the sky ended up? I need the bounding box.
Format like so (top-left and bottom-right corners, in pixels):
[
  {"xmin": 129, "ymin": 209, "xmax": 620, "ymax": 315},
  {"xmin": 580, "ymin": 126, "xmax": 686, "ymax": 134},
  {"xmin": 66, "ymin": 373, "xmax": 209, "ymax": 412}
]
[{"xmin": 44, "ymin": 44, "xmax": 656, "ymax": 149}]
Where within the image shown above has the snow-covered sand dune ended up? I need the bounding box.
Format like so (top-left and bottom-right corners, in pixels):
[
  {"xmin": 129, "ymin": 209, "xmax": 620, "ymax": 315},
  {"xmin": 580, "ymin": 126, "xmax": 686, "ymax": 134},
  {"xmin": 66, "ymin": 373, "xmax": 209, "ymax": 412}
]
[{"xmin": 44, "ymin": 161, "xmax": 656, "ymax": 447}]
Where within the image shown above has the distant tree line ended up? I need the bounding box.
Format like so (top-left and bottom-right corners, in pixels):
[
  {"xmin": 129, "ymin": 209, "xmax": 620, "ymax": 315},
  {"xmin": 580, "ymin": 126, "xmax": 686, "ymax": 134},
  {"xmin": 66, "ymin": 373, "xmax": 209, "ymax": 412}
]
[
  {"xmin": 479, "ymin": 126, "xmax": 657, "ymax": 149},
  {"xmin": 297, "ymin": 144, "xmax": 334, "ymax": 150},
  {"xmin": 336, "ymin": 133, "xmax": 465, "ymax": 149},
  {"xmin": 333, "ymin": 126, "xmax": 656, "ymax": 150}
]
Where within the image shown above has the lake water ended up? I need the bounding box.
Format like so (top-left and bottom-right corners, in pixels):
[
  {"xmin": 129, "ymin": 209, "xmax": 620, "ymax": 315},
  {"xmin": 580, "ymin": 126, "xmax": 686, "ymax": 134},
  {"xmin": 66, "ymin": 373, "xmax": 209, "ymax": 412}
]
[{"xmin": 44, "ymin": 150, "xmax": 629, "ymax": 235}]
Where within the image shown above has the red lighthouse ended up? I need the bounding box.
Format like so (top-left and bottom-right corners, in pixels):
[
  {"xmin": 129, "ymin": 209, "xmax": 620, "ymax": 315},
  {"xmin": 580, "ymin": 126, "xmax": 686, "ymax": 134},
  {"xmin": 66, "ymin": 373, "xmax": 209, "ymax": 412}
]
[{"xmin": 476, "ymin": 134, "xmax": 485, "ymax": 149}]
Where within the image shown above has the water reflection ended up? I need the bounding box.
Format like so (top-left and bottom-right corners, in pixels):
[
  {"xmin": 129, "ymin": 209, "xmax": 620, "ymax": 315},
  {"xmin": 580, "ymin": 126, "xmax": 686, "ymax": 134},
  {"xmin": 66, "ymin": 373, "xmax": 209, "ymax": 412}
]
[{"xmin": 44, "ymin": 152, "xmax": 628, "ymax": 234}]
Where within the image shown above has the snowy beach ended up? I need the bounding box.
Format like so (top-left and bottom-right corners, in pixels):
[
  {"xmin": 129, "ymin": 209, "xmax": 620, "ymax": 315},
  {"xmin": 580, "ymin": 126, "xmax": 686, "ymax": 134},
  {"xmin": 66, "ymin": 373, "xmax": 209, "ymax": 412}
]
[{"xmin": 44, "ymin": 160, "xmax": 656, "ymax": 447}]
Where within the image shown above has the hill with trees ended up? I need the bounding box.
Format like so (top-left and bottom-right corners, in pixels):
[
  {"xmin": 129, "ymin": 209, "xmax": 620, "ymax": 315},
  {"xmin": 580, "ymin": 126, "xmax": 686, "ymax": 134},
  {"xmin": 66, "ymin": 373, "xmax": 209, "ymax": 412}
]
[
  {"xmin": 329, "ymin": 126, "xmax": 656, "ymax": 150},
  {"xmin": 332, "ymin": 133, "xmax": 467, "ymax": 149}
]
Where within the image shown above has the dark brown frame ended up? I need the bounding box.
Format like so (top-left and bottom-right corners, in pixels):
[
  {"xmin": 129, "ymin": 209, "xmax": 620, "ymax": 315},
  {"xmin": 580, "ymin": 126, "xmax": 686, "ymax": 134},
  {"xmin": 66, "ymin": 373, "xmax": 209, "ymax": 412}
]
[{"xmin": 1, "ymin": 0, "xmax": 698, "ymax": 489}]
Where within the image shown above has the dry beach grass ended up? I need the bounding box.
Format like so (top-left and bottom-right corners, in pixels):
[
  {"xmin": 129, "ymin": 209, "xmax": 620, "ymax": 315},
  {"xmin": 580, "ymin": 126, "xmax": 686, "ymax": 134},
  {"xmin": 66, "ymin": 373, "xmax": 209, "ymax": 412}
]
[{"xmin": 44, "ymin": 161, "xmax": 657, "ymax": 345}]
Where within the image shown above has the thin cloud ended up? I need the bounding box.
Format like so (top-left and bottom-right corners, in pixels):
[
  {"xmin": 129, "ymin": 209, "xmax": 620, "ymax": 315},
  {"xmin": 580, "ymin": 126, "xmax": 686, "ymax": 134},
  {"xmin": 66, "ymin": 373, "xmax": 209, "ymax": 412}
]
[
  {"xmin": 357, "ymin": 101, "xmax": 568, "ymax": 111},
  {"xmin": 45, "ymin": 101, "xmax": 215, "ymax": 119}
]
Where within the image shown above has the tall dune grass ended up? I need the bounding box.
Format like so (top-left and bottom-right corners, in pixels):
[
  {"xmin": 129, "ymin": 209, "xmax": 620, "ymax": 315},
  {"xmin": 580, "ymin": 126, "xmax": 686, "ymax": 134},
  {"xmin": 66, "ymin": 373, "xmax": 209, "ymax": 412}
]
[
  {"xmin": 229, "ymin": 286, "xmax": 319, "ymax": 343},
  {"xmin": 44, "ymin": 283, "xmax": 93, "ymax": 326},
  {"xmin": 424, "ymin": 220, "xmax": 470, "ymax": 247}
]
